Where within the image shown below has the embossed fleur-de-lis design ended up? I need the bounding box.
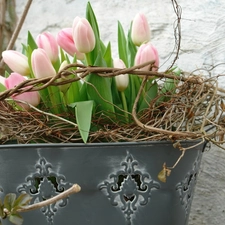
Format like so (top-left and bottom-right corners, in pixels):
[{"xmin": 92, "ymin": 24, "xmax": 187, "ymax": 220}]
[
  {"xmin": 99, "ymin": 152, "xmax": 160, "ymax": 225},
  {"xmin": 17, "ymin": 157, "xmax": 72, "ymax": 224},
  {"xmin": 176, "ymin": 150, "xmax": 202, "ymax": 219}
]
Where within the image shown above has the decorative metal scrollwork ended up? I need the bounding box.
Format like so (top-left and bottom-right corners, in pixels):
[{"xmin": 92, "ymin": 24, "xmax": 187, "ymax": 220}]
[
  {"xmin": 176, "ymin": 150, "xmax": 203, "ymax": 218},
  {"xmin": 99, "ymin": 151, "xmax": 160, "ymax": 225},
  {"xmin": 17, "ymin": 157, "xmax": 72, "ymax": 224}
]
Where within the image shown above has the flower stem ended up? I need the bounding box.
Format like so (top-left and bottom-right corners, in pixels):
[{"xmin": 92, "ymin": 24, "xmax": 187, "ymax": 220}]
[
  {"xmin": 85, "ymin": 52, "xmax": 92, "ymax": 66},
  {"xmin": 47, "ymin": 86, "xmax": 61, "ymax": 114},
  {"xmin": 120, "ymin": 91, "xmax": 129, "ymax": 123}
]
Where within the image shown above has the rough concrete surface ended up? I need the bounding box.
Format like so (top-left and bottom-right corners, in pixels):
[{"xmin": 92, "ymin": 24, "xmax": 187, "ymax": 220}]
[{"xmin": 15, "ymin": 0, "xmax": 225, "ymax": 224}]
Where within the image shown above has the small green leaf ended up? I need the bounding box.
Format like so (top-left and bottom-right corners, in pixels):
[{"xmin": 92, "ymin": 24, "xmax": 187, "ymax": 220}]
[
  {"xmin": 70, "ymin": 101, "xmax": 94, "ymax": 143},
  {"xmin": 0, "ymin": 199, "xmax": 4, "ymax": 218},
  {"xmin": 103, "ymin": 42, "xmax": 113, "ymax": 67},
  {"xmin": 27, "ymin": 31, "xmax": 37, "ymax": 51},
  {"xmin": 4, "ymin": 194, "xmax": 16, "ymax": 211},
  {"xmin": 60, "ymin": 47, "xmax": 66, "ymax": 63},
  {"xmin": 9, "ymin": 213, "xmax": 23, "ymax": 225},
  {"xmin": 0, "ymin": 83, "xmax": 6, "ymax": 92},
  {"xmin": 139, "ymin": 81, "xmax": 158, "ymax": 111},
  {"xmin": 158, "ymin": 67, "xmax": 180, "ymax": 103},
  {"xmin": 4, "ymin": 70, "xmax": 10, "ymax": 78},
  {"xmin": 12, "ymin": 193, "xmax": 32, "ymax": 211}
]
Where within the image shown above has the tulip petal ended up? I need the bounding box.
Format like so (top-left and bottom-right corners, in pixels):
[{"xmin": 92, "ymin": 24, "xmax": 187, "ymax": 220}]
[
  {"xmin": 36, "ymin": 32, "xmax": 59, "ymax": 63},
  {"xmin": 2, "ymin": 50, "xmax": 30, "ymax": 75},
  {"xmin": 5, "ymin": 73, "xmax": 40, "ymax": 109},
  {"xmin": 31, "ymin": 48, "xmax": 56, "ymax": 78}
]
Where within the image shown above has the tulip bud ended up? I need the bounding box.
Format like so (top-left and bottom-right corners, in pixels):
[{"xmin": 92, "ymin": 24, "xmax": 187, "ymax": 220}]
[
  {"xmin": 36, "ymin": 32, "xmax": 59, "ymax": 63},
  {"xmin": 5, "ymin": 73, "xmax": 40, "ymax": 110},
  {"xmin": 113, "ymin": 59, "xmax": 129, "ymax": 92},
  {"xmin": 2, "ymin": 50, "xmax": 30, "ymax": 76},
  {"xmin": 131, "ymin": 13, "xmax": 151, "ymax": 46},
  {"xmin": 31, "ymin": 48, "xmax": 56, "ymax": 78},
  {"xmin": 134, "ymin": 42, "xmax": 159, "ymax": 72},
  {"xmin": 56, "ymin": 28, "xmax": 85, "ymax": 60},
  {"xmin": 72, "ymin": 17, "xmax": 96, "ymax": 53}
]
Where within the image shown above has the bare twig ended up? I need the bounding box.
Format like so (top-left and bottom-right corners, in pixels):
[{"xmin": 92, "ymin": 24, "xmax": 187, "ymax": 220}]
[
  {"xmin": 17, "ymin": 184, "xmax": 81, "ymax": 213},
  {"xmin": 0, "ymin": 0, "xmax": 33, "ymax": 69},
  {"xmin": 7, "ymin": 98, "xmax": 78, "ymax": 128},
  {"xmin": 0, "ymin": 61, "xmax": 202, "ymax": 100},
  {"xmin": 169, "ymin": 0, "xmax": 182, "ymax": 69},
  {"xmin": 0, "ymin": 0, "xmax": 6, "ymax": 55},
  {"xmin": 131, "ymin": 74, "xmax": 202, "ymax": 139}
]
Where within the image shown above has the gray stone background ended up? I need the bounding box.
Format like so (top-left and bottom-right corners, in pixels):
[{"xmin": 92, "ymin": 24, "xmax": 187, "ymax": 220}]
[{"xmin": 15, "ymin": 0, "xmax": 225, "ymax": 224}]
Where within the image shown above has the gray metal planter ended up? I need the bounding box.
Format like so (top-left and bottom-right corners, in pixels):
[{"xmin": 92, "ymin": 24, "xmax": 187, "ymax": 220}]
[{"xmin": 0, "ymin": 141, "xmax": 205, "ymax": 225}]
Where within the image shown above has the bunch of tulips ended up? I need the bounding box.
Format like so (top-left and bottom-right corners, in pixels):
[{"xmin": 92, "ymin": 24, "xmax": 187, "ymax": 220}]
[{"xmin": 0, "ymin": 2, "xmax": 167, "ymax": 143}]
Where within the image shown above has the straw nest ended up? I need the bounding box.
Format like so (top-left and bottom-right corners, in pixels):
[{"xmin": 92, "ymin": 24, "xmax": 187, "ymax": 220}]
[{"xmin": 0, "ymin": 62, "xmax": 225, "ymax": 148}]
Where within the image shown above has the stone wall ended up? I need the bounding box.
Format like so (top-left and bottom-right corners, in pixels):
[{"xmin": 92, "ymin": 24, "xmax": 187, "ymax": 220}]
[{"xmin": 15, "ymin": 0, "xmax": 225, "ymax": 224}]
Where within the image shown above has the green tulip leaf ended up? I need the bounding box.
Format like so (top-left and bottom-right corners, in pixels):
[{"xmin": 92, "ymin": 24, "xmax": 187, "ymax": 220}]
[
  {"xmin": 118, "ymin": 21, "xmax": 128, "ymax": 67},
  {"xmin": 125, "ymin": 75, "xmax": 141, "ymax": 113},
  {"xmin": 27, "ymin": 31, "xmax": 37, "ymax": 51},
  {"xmin": 9, "ymin": 213, "xmax": 23, "ymax": 225},
  {"xmin": 47, "ymin": 86, "xmax": 66, "ymax": 114},
  {"xmin": 65, "ymin": 80, "xmax": 82, "ymax": 103},
  {"xmin": 70, "ymin": 100, "xmax": 94, "ymax": 143},
  {"xmin": 86, "ymin": 2, "xmax": 101, "ymax": 65},
  {"xmin": 87, "ymin": 73, "xmax": 114, "ymax": 114},
  {"xmin": 87, "ymin": 52, "xmax": 115, "ymax": 114},
  {"xmin": 59, "ymin": 47, "xmax": 66, "ymax": 63},
  {"xmin": 0, "ymin": 83, "xmax": 6, "ymax": 92},
  {"xmin": 127, "ymin": 23, "xmax": 137, "ymax": 67},
  {"xmin": 4, "ymin": 70, "xmax": 10, "ymax": 78},
  {"xmin": 86, "ymin": 2, "xmax": 100, "ymax": 39},
  {"xmin": 103, "ymin": 42, "xmax": 113, "ymax": 67}
]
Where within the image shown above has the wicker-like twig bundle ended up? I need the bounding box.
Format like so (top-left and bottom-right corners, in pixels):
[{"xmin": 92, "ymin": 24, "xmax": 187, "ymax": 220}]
[{"xmin": 0, "ymin": 62, "xmax": 225, "ymax": 146}]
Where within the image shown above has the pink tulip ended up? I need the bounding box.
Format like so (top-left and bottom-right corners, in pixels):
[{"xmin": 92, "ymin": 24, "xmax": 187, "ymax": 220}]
[
  {"xmin": 131, "ymin": 13, "xmax": 151, "ymax": 46},
  {"xmin": 113, "ymin": 59, "xmax": 129, "ymax": 92},
  {"xmin": 31, "ymin": 48, "xmax": 56, "ymax": 78},
  {"xmin": 134, "ymin": 42, "xmax": 159, "ymax": 72},
  {"xmin": 2, "ymin": 50, "xmax": 30, "ymax": 75},
  {"xmin": 72, "ymin": 17, "xmax": 95, "ymax": 53},
  {"xmin": 56, "ymin": 28, "xmax": 85, "ymax": 60},
  {"xmin": 36, "ymin": 32, "xmax": 59, "ymax": 63},
  {"xmin": 5, "ymin": 73, "xmax": 40, "ymax": 109}
]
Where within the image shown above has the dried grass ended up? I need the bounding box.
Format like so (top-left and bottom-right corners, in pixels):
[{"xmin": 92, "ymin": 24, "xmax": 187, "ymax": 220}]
[{"xmin": 0, "ymin": 63, "xmax": 225, "ymax": 148}]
